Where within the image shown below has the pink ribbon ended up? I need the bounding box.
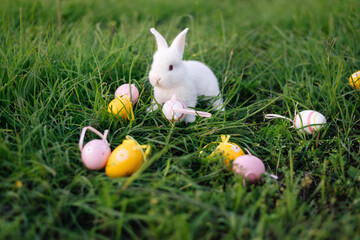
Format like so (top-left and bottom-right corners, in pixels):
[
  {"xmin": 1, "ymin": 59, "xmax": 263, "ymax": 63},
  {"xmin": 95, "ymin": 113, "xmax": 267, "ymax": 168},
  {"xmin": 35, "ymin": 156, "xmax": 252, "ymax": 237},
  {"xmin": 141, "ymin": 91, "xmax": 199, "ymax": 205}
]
[
  {"xmin": 79, "ymin": 126, "xmax": 109, "ymax": 151},
  {"xmin": 169, "ymin": 95, "xmax": 212, "ymax": 119}
]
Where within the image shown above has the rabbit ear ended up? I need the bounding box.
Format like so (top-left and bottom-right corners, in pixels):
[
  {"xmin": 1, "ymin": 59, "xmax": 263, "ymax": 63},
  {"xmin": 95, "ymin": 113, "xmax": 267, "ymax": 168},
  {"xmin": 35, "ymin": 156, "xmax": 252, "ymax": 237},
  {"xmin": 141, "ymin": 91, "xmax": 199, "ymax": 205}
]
[
  {"xmin": 150, "ymin": 28, "xmax": 168, "ymax": 49},
  {"xmin": 170, "ymin": 28, "xmax": 189, "ymax": 58}
]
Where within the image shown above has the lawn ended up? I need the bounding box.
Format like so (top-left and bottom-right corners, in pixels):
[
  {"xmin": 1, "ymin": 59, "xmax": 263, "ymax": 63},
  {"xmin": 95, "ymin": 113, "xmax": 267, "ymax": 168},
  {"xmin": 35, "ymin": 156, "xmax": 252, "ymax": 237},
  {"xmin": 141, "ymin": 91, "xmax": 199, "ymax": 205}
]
[{"xmin": 1, "ymin": 0, "xmax": 360, "ymax": 239}]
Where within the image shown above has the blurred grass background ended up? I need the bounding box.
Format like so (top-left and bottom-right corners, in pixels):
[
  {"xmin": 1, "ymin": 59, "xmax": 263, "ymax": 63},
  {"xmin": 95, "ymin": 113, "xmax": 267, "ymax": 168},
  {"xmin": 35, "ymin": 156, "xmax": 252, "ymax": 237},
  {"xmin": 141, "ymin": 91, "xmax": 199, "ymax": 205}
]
[{"xmin": 1, "ymin": 0, "xmax": 360, "ymax": 239}]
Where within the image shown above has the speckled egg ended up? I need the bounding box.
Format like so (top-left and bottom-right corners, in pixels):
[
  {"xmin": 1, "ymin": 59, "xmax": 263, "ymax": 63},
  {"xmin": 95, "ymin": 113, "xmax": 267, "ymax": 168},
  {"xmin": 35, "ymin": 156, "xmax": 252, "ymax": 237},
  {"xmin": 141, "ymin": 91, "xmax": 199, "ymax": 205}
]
[
  {"xmin": 79, "ymin": 127, "xmax": 111, "ymax": 170},
  {"xmin": 81, "ymin": 139, "xmax": 111, "ymax": 170}
]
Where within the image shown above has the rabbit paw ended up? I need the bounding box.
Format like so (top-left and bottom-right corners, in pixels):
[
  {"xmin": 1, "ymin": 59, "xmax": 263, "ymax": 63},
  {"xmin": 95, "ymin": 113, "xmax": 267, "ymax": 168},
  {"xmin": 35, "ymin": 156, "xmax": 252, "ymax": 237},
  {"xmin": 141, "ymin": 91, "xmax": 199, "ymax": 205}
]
[
  {"xmin": 212, "ymin": 98, "xmax": 225, "ymax": 111},
  {"xmin": 184, "ymin": 115, "xmax": 196, "ymax": 124},
  {"xmin": 147, "ymin": 104, "xmax": 159, "ymax": 113}
]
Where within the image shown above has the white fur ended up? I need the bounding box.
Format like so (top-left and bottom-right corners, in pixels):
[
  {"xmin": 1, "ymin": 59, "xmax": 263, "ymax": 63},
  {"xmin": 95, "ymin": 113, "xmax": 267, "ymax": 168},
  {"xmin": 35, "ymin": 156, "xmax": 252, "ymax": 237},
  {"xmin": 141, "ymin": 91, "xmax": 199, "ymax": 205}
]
[{"xmin": 148, "ymin": 28, "xmax": 224, "ymax": 123}]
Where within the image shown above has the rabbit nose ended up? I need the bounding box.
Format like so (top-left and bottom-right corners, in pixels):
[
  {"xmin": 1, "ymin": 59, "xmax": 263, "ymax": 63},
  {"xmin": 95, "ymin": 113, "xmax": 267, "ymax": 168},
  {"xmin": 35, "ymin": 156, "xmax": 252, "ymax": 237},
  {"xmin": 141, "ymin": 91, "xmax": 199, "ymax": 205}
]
[{"xmin": 155, "ymin": 77, "xmax": 161, "ymax": 84}]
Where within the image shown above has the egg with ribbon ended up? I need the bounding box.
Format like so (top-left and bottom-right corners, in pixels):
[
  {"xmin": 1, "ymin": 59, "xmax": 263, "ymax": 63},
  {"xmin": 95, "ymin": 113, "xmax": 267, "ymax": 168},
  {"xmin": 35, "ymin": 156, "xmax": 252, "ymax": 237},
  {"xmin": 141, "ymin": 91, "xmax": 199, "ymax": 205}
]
[
  {"xmin": 294, "ymin": 110, "xmax": 326, "ymax": 134},
  {"xmin": 210, "ymin": 135, "xmax": 245, "ymax": 167},
  {"xmin": 162, "ymin": 95, "xmax": 212, "ymax": 123},
  {"xmin": 108, "ymin": 95, "xmax": 134, "ymax": 120},
  {"xmin": 265, "ymin": 106, "xmax": 326, "ymax": 135},
  {"xmin": 105, "ymin": 136, "xmax": 150, "ymax": 178},
  {"xmin": 79, "ymin": 126, "xmax": 111, "ymax": 170},
  {"xmin": 162, "ymin": 97, "xmax": 186, "ymax": 122}
]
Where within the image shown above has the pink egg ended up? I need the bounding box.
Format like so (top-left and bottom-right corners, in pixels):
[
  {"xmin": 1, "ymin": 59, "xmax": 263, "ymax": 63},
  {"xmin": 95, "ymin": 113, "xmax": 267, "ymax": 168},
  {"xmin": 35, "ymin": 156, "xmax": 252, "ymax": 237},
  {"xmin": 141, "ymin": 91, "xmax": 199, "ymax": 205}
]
[
  {"xmin": 115, "ymin": 84, "xmax": 139, "ymax": 106},
  {"xmin": 233, "ymin": 155, "xmax": 265, "ymax": 184},
  {"xmin": 79, "ymin": 127, "xmax": 111, "ymax": 170},
  {"xmin": 81, "ymin": 139, "xmax": 111, "ymax": 170}
]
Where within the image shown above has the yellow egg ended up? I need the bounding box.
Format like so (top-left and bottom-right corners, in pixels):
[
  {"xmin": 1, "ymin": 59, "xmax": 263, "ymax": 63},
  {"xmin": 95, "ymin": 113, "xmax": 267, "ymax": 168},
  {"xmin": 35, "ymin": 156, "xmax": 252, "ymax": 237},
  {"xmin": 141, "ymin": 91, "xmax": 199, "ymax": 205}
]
[
  {"xmin": 200, "ymin": 135, "xmax": 245, "ymax": 167},
  {"xmin": 106, "ymin": 137, "xmax": 149, "ymax": 178},
  {"xmin": 107, "ymin": 96, "xmax": 134, "ymax": 120},
  {"xmin": 212, "ymin": 142, "xmax": 245, "ymax": 166},
  {"xmin": 349, "ymin": 70, "xmax": 360, "ymax": 89}
]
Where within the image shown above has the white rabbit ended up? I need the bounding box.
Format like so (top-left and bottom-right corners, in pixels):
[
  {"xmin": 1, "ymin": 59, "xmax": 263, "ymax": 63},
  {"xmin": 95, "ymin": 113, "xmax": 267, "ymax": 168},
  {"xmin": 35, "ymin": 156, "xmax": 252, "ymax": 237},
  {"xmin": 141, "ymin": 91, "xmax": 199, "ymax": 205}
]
[{"xmin": 148, "ymin": 27, "xmax": 224, "ymax": 124}]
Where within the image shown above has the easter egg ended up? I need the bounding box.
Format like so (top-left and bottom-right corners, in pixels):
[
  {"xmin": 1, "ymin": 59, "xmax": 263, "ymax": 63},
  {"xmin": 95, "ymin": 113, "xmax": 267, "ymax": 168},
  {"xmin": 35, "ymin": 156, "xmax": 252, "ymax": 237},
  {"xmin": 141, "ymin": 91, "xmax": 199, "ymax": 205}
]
[
  {"xmin": 79, "ymin": 127, "xmax": 111, "ymax": 170},
  {"xmin": 115, "ymin": 84, "xmax": 139, "ymax": 105},
  {"xmin": 349, "ymin": 70, "xmax": 360, "ymax": 89},
  {"xmin": 212, "ymin": 142, "xmax": 245, "ymax": 166},
  {"xmin": 108, "ymin": 96, "xmax": 134, "ymax": 120},
  {"xmin": 162, "ymin": 99, "xmax": 186, "ymax": 122},
  {"xmin": 81, "ymin": 139, "xmax": 111, "ymax": 170},
  {"xmin": 105, "ymin": 138, "xmax": 145, "ymax": 178},
  {"xmin": 294, "ymin": 110, "xmax": 326, "ymax": 134},
  {"xmin": 233, "ymin": 155, "xmax": 265, "ymax": 184}
]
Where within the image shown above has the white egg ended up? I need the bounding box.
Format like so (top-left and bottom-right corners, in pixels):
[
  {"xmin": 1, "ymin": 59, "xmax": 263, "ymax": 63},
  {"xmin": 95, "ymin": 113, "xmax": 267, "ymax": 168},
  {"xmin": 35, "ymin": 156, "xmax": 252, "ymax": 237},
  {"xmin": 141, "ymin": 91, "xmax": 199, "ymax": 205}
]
[
  {"xmin": 162, "ymin": 99, "xmax": 185, "ymax": 122},
  {"xmin": 294, "ymin": 110, "xmax": 326, "ymax": 134}
]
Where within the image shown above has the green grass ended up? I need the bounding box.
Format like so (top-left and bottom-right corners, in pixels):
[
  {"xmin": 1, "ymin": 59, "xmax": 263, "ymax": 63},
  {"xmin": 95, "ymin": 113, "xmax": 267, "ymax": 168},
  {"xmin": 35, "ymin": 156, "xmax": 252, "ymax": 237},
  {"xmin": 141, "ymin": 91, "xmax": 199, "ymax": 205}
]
[{"xmin": 1, "ymin": 0, "xmax": 360, "ymax": 239}]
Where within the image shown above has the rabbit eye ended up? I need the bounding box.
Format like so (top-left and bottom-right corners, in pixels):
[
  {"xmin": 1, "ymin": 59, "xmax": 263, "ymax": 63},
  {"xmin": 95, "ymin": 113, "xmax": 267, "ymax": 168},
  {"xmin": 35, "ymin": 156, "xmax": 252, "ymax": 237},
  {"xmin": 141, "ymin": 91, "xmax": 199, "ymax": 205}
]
[{"xmin": 169, "ymin": 65, "xmax": 173, "ymax": 71}]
